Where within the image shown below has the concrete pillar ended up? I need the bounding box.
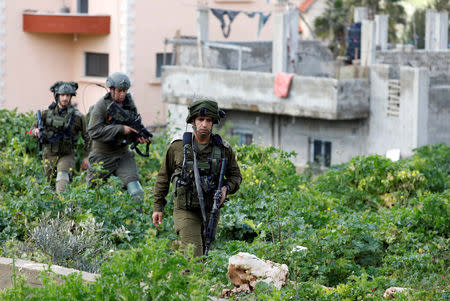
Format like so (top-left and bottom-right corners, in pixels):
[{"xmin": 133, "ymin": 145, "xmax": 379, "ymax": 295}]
[
  {"xmin": 426, "ymin": 9, "xmax": 449, "ymax": 50},
  {"xmin": 354, "ymin": 7, "xmax": 368, "ymax": 23},
  {"xmin": 400, "ymin": 67, "xmax": 429, "ymax": 153},
  {"xmin": 272, "ymin": 12, "xmax": 287, "ymax": 73},
  {"xmin": 287, "ymin": 8, "xmax": 299, "ymax": 73},
  {"xmin": 425, "ymin": 9, "xmax": 434, "ymax": 50},
  {"xmin": 361, "ymin": 20, "xmax": 376, "ymax": 66},
  {"xmin": 196, "ymin": 6, "xmax": 209, "ymax": 67},
  {"xmin": 196, "ymin": 6, "xmax": 209, "ymax": 42},
  {"xmin": 0, "ymin": 0, "xmax": 5, "ymax": 107},
  {"xmin": 375, "ymin": 14, "xmax": 388, "ymax": 50},
  {"xmin": 436, "ymin": 11, "xmax": 448, "ymax": 49}
]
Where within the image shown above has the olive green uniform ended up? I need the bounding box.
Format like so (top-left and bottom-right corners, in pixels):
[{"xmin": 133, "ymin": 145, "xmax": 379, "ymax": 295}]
[
  {"xmin": 86, "ymin": 93, "xmax": 140, "ymax": 188},
  {"xmin": 31, "ymin": 105, "xmax": 89, "ymax": 192},
  {"xmin": 153, "ymin": 135, "xmax": 242, "ymax": 257}
]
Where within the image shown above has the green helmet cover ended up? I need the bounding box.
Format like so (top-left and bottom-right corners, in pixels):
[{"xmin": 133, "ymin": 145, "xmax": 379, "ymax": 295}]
[
  {"xmin": 106, "ymin": 72, "xmax": 131, "ymax": 90},
  {"xmin": 186, "ymin": 98, "xmax": 225, "ymax": 124}
]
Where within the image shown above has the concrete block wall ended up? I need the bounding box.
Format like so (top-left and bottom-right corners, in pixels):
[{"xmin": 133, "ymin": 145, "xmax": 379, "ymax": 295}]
[
  {"xmin": 376, "ymin": 50, "xmax": 450, "ymax": 76},
  {"xmin": 0, "ymin": 257, "xmax": 98, "ymax": 289},
  {"xmin": 177, "ymin": 41, "xmax": 272, "ymax": 72},
  {"xmin": 368, "ymin": 64, "xmax": 430, "ymax": 159},
  {"xmin": 428, "ymin": 84, "xmax": 450, "ymax": 145},
  {"xmin": 162, "ymin": 66, "xmax": 369, "ymax": 121},
  {"xmin": 205, "ymin": 110, "xmax": 368, "ymax": 167},
  {"xmin": 176, "ymin": 39, "xmax": 335, "ymax": 77}
]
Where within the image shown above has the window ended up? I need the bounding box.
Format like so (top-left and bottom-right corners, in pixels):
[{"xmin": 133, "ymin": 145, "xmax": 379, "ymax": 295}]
[
  {"xmin": 310, "ymin": 139, "xmax": 332, "ymax": 167},
  {"xmin": 156, "ymin": 52, "xmax": 173, "ymax": 78},
  {"xmin": 233, "ymin": 129, "xmax": 253, "ymax": 146},
  {"xmin": 78, "ymin": 0, "xmax": 88, "ymax": 13},
  {"xmin": 85, "ymin": 52, "xmax": 109, "ymax": 77}
]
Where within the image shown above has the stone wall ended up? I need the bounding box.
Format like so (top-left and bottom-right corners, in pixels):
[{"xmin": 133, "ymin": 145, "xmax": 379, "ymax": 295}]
[
  {"xmin": 376, "ymin": 50, "xmax": 450, "ymax": 77},
  {"xmin": 0, "ymin": 257, "xmax": 98, "ymax": 289}
]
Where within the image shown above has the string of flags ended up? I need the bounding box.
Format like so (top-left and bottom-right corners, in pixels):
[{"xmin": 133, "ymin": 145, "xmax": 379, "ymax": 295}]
[{"xmin": 210, "ymin": 8, "xmax": 271, "ymax": 38}]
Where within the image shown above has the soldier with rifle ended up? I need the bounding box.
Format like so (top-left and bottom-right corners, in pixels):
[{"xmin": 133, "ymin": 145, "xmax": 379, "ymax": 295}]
[
  {"xmin": 152, "ymin": 99, "xmax": 242, "ymax": 257},
  {"xmin": 29, "ymin": 81, "xmax": 90, "ymax": 193},
  {"xmin": 86, "ymin": 72, "xmax": 150, "ymax": 204}
]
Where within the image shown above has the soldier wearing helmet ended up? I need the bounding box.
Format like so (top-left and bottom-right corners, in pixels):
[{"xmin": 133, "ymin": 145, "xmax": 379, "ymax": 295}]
[
  {"xmin": 86, "ymin": 72, "xmax": 149, "ymax": 206},
  {"xmin": 152, "ymin": 98, "xmax": 242, "ymax": 257},
  {"xmin": 29, "ymin": 81, "xmax": 90, "ymax": 193}
]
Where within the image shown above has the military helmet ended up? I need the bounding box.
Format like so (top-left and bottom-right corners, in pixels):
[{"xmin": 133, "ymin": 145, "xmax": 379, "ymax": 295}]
[
  {"xmin": 186, "ymin": 98, "xmax": 225, "ymax": 124},
  {"xmin": 50, "ymin": 81, "xmax": 78, "ymax": 96},
  {"xmin": 106, "ymin": 72, "xmax": 131, "ymax": 90}
]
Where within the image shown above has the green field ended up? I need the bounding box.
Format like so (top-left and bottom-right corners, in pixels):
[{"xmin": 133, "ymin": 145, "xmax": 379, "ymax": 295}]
[{"xmin": 0, "ymin": 109, "xmax": 448, "ymax": 300}]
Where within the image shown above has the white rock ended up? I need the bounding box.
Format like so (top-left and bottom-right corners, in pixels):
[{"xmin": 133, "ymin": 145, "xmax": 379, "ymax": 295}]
[
  {"xmin": 227, "ymin": 252, "xmax": 289, "ymax": 290},
  {"xmin": 383, "ymin": 287, "xmax": 407, "ymax": 298},
  {"xmin": 291, "ymin": 245, "xmax": 308, "ymax": 253}
]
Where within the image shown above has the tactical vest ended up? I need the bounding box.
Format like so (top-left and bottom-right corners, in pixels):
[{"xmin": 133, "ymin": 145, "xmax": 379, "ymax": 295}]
[
  {"xmin": 43, "ymin": 106, "xmax": 76, "ymax": 155},
  {"xmin": 104, "ymin": 94, "xmax": 137, "ymax": 146},
  {"xmin": 172, "ymin": 134, "xmax": 224, "ymax": 210}
]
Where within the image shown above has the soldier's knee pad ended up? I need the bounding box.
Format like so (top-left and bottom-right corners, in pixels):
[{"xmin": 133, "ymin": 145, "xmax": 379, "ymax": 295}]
[
  {"xmin": 56, "ymin": 171, "xmax": 70, "ymax": 182},
  {"xmin": 56, "ymin": 171, "xmax": 70, "ymax": 193},
  {"xmin": 126, "ymin": 181, "xmax": 144, "ymax": 199}
]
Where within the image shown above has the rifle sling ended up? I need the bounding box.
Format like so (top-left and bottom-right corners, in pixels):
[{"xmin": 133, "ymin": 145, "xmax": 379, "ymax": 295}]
[{"xmin": 192, "ymin": 138, "xmax": 208, "ymax": 234}]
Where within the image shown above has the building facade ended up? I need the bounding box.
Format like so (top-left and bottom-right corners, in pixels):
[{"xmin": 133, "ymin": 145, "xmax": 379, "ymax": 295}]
[
  {"xmin": 0, "ymin": 0, "xmax": 277, "ymax": 126},
  {"xmin": 162, "ymin": 8, "xmax": 449, "ymax": 168}
]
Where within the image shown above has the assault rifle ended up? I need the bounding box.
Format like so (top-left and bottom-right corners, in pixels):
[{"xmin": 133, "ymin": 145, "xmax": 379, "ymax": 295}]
[
  {"xmin": 107, "ymin": 102, "xmax": 153, "ymax": 157},
  {"xmin": 36, "ymin": 110, "xmax": 44, "ymax": 151},
  {"xmin": 204, "ymin": 157, "xmax": 227, "ymax": 256}
]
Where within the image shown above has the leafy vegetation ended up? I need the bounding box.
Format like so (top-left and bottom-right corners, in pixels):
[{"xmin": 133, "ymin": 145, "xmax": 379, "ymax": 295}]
[{"xmin": 0, "ymin": 109, "xmax": 448, "ymax": 300}]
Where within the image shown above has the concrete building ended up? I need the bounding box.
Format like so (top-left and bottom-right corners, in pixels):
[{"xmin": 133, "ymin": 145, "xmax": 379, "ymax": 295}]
[
  {"xmin": 162, "ymin": 7, "xmax": 449, "ymax": 168},
  {"xmin": 0, "ymin": 0, "xmax": 276, "ymax": 126}
]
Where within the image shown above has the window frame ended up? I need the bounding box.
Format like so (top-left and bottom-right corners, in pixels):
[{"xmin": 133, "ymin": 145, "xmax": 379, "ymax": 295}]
[
  {"xmin": 78, "ymin": 0, "xmax": 88, "ymax": 13},
  {"xmin": 156, "ymin": 52, "xmax": 173, "ymax": 78},
  {"xmin": 233, "ymin": 129, "xmax": 253, "ymax": 146},
  {"xmin": 309, "ymin": 138, "xmax": 332, "ymax": 167},
  {"xmin": 84, "ymin": 52, "xmax": 109, "ymax": 77}
]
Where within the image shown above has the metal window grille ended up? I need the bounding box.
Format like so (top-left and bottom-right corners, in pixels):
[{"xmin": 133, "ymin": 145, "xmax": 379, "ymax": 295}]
[
  {"xmin": 310, "ymin": 139, "xmax": 332, "ymax": 167},
  {"xmin": 78, "ymin": 0, "xmax": 88, "ymax": 13},
  {"xmin": 85, "ymin": 52, "xmax": 109, "ymax": 77},
  {"xmin": 387, "ymin": 79, "xmax": 400, "ymax": 117}
]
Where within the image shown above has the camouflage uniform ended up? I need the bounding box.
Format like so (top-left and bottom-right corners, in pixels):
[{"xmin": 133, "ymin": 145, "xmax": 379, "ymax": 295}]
[
  {"xmin": 86, "ymin": 92, "xmax": 141, "ymax": 188},
  {"xmin": 31, "ymin": 82, "xmax": 89, "ymax": 193},
  {"xmin": 153, "ymin": 99, "xmax": 242, "ymax": 257},
  {"xmin": 86, "ymin": 72, "xmax": 145, "ymax": 201}
]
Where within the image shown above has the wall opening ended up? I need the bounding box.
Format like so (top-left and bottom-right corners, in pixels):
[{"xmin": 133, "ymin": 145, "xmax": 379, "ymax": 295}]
[
  {"xmin": 233, "ymin": 129, "xmax": 253, "ymax": 146},
  {"xmin": 387, "ymin": 79, "xmax": 400, "ymax": 117},
  {"xmin": 78, "ymin": 0, "xmax": 88, "ymax": 13},
  {"xmin": 156, "ymin": 52, "xmax": 173, "ymax": 78},
  {"xmin": 310, "ymin": 138, "xmax": 332, "ymax": 167},
  {"xmin": 85, "ymin": 52, "xmax": 109, "ymax": 77}
]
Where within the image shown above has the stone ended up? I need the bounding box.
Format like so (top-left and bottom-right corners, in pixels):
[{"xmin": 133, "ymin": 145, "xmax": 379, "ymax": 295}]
[
  {"xmin": 383, "ymin": 287, "xmax": 407, "ymax": 298},
  {"xmin": 227, "ymin": 252, "xmax": 289, "ymax": 290}
]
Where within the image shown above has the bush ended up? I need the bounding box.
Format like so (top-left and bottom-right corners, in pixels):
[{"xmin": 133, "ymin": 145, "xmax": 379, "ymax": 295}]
[{"xmin": 0, "ymin": 109, "xmax": 448, "ymax": 299}]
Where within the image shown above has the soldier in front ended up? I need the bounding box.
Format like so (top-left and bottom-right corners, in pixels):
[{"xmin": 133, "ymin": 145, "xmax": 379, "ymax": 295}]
[{"xmin": 152, "ymin": 98, "xmax": 242, "ymax": 257}]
